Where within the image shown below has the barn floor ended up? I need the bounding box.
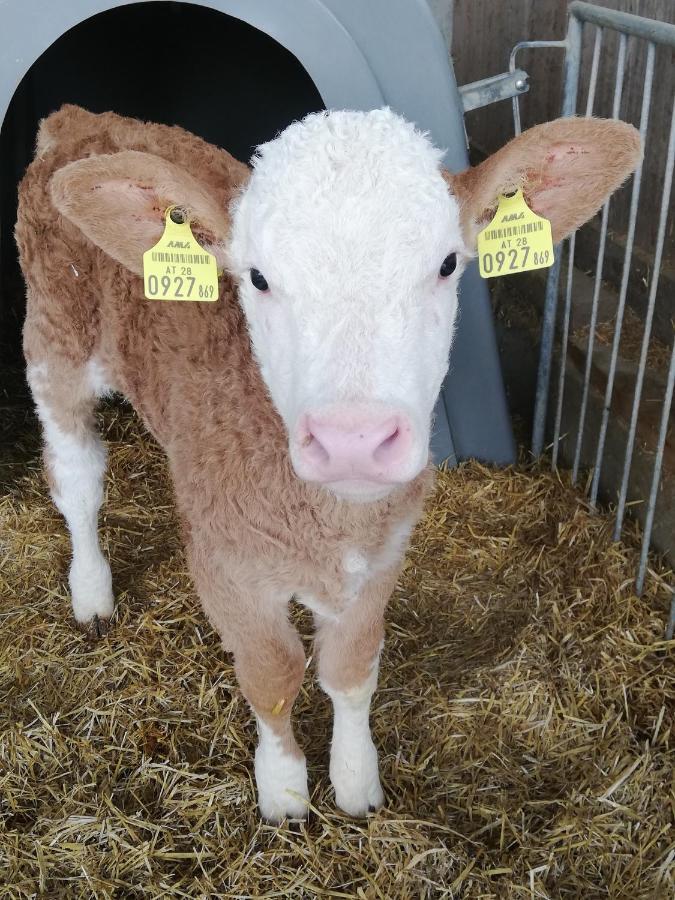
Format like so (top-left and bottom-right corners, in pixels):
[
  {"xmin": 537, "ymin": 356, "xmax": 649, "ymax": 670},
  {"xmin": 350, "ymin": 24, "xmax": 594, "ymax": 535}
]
[{"xmin": 1, "ymin": 369, "xmax": 673, "ymax": 899}]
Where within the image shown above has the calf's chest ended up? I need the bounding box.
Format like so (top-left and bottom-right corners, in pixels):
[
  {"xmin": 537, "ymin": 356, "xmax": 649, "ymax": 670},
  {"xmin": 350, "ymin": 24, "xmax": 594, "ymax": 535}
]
[{"xmin": 297, "ymin": 514, "xmax": 417, "ymax": 620}]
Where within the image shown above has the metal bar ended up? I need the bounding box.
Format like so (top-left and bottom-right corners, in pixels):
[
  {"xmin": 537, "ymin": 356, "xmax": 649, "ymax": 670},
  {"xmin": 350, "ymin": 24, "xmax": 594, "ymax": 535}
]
[
  {"xmin": 666, "ymin": 593, "xmax": 675, "ymax": 642},
  {"xmin": 585, "ymin": 27, "xmax": 603, "ymax": 117},
  {"xmin": 570, "ymin": 1, "xmax": 675, "ymax": 49},
  {"xmin": 560, "ymin": 27, "xmax": 601, "ymax": 464},
  {"xmin": 532, "ymin": 256, "xmax": 563, "ymax": 457},
  {"xmin": 571, "ymin": 32, "xmax": 627, "ymax": 485},
  {"xmin": 531, "ymin": 17, "xmax": 583, "ymax": 458},
  {"xmin": 509, "ymin": 39, "xmax": 568, "ymax": 136},
  {"xmin": 590, "ymin": 42, "xmax": 655, "ymax": 507},
  {"xmin": 551, "ymin": 235, "xmax": 576, "ymax": 469},
  {"xmin": 459, "ymin": 69, "xmax": 529, "ymax": 114},
  {"xmin": 635, "ymin": 336, "xmax": 675, "ymax": 596},
  {"xmin": 550, "ymin": 27, "xmax": 600, "ymax": 467},
  {"xmin": 614, "ymin": 95, "xmax": 675, "ymax": 540},
  {"xmin": 560, "ymin": 16, "xmax": 583, "ymax": 119}
]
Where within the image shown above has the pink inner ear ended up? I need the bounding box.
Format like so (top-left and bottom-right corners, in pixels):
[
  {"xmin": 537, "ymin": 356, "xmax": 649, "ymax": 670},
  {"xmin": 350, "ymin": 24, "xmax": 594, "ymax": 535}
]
[
  {"xmin": 544, "ymin": 142, "xmax": 592, "ymax": 166},
  {"xmin": 93, "ymin": 179, "xmax": 165, "ymax": 247},
  {"xmin": 94, "ymin": 179, "xmax": 162, "ymax": 217},
  {"xmin": 527, "ymin": 186, "xmax": 566, "ymax": 221},
  {"xmin": 95, "ymin": 180, "xmax": 230, "ymax": 270},
  {"xmin": 526, "ymin": 142, "xmax": 593, "ymax": 220}
]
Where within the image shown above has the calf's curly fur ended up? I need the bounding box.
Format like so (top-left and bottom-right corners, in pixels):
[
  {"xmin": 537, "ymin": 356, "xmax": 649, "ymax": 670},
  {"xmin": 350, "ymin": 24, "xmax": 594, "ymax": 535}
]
[{"xmin": 16, "ymin": 104, "xmax": 640, "ymax": 821}]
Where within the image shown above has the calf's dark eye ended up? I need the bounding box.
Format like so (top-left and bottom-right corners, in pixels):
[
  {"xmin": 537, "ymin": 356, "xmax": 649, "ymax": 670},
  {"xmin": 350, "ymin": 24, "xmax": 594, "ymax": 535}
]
[
  {"xmin": 439, "ymin": 253, "xmax": 457, "ymax": 278},
  {"xmin": 250, "ymin": 268, "xmax": 269, "ymax": 292}
]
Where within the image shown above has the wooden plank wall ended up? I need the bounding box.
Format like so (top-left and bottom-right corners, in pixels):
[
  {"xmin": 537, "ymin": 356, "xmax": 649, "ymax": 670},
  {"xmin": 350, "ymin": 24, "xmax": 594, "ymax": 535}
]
[{"xmin": 451, "ymin": 0, "xmax": 675, "ymax": 260}]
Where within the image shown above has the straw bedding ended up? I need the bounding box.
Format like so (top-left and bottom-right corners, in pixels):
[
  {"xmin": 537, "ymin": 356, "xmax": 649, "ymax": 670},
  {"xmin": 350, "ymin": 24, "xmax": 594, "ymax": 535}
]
[{"xmin": 1, "ymin": 372, "xmax": 673, "ymax": 898}]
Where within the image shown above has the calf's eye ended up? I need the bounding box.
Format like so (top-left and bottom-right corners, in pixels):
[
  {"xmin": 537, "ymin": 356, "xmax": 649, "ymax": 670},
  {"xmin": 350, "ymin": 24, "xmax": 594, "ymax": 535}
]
[
  {"xmin": 250, "ymin": 268, "xmax": 269, "ymax": 292},
  {"xmin": 439, "ymin": 253, "xmax": 457, "ymax": 278}
]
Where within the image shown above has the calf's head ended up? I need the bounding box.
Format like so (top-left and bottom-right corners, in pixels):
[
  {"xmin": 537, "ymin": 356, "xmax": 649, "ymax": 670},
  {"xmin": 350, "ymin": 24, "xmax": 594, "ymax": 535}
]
[{"xmin": 51, "ymin": 111, "xmax": 640, "ymax": 501}]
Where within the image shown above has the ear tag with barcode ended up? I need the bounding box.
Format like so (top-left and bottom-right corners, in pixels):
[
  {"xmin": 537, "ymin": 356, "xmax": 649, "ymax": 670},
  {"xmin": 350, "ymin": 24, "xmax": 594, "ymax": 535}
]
[
  {"xmin": 477, "ymin": 190, "xmax": 554, "ymax": 279},
  {"xmin": 143, "ymin": 206, "xmax": 219, "ymax": 301}
]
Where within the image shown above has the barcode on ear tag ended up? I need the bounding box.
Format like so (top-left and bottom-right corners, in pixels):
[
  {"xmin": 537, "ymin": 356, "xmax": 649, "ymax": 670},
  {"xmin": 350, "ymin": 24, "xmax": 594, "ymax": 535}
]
[
  {"xmin": 477, "ymin": 190, "xmax": 554, "ymax": 279},
  {"xmin": 143, "ymin": 206, "xmax": 219, "ymax": 301}
]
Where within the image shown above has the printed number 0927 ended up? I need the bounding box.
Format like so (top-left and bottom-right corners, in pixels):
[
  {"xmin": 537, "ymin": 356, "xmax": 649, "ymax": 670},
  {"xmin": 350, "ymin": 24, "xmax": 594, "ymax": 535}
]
[
  {"xmin": 147, "ymin": 274, "xmax": 197, "ymax": 298},
  {"xmin": 482, "ymin": 248, "xmax": 523, "ymax": 274}
]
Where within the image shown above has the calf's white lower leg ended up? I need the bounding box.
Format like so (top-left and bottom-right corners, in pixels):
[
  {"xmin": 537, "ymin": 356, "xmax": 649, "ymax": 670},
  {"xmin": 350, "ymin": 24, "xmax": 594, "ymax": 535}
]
[
  {"xmin": 48, "ymin": 424, "xmax": 113, "ymax": 624},
  {"xmin": 322, "ymin": 661, "xmax": 384, "ymax": 816},
  {"xmin": 254, "ymin": 718, "xmax": 309, "ymax": 821},
  {"xmin": 30, "ymin": 378, "xmax": 113, "ymax": 624}
]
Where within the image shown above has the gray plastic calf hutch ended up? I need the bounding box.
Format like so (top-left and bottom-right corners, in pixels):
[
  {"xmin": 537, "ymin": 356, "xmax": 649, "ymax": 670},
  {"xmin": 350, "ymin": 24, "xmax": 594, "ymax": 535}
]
[{"xmin": 0, "ymin": 0, "xmax": 515, "ymax": 467}]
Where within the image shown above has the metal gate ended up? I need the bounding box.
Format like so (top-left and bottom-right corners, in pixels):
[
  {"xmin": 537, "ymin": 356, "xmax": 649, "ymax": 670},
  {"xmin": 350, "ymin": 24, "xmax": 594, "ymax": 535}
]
[{"xmin": 506, "ymin": 2, "xmax": 675, "ymax": 637}]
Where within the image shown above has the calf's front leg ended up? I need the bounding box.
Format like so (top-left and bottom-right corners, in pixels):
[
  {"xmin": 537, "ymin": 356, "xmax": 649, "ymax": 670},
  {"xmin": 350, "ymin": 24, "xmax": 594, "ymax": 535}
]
[
  {"xmin": 314, "ymin": 572, "xmax": 396, "ymax": 816},
  {"xmin": 192, "ymin": 562, "xmax": 309, "ymax": 821},
  {"xmin": 236, "ymin": 610, "xmax": 309, "ymax": 822}
]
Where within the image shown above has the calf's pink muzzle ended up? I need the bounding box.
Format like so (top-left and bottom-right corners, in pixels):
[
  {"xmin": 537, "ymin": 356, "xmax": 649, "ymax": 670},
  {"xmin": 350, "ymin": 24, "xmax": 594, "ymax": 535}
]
[{"xmin": 293, "ymin": 408, "xmax": 415, "ymax": 485}]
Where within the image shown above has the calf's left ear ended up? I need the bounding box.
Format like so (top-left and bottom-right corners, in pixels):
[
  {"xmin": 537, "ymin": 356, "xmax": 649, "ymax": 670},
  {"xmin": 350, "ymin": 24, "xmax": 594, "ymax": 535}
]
[
  {"xmin": 50, "ymin": 150, "xmax": 235, "ymax": 276},
  {"xmin": 445, "ymin": 117, "xmax": 642, "ymax": 251}
]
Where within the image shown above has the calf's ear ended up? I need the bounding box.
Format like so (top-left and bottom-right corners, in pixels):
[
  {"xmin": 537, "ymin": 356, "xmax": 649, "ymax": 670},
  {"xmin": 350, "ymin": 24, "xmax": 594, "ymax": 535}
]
[
  {"xmin": 50, "ymin": 150, "xmax": 236, "ymax": 275},
  {"xmin": 445, "ymin": 117, "xmax": 642, "ymax": 251}
]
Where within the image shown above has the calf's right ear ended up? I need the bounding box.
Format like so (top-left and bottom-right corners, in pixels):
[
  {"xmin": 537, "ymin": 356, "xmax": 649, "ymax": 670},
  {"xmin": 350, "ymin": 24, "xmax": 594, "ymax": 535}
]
[
  {"xmin": 445, "ymin": 117, "xmax": 642, "ymax": 251},
  {"xmin": 50, "ymin": 150, "xmax": 234, "ymax": 275}
]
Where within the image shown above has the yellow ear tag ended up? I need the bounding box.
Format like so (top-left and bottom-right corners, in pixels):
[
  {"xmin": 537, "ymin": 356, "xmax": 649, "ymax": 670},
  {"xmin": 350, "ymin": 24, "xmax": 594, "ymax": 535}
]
[
  {"xmin": 143, "ymin": 206, "xmax": 219, "ymax": 301},
  {"xmin": 477, "ymin": 190, "xmax": 554, "ymax": 279}
]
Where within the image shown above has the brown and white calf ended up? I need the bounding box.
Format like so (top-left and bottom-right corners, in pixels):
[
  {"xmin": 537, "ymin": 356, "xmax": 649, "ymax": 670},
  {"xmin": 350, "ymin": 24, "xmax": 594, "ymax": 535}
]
[{"xmin": 16, "ymin": 105, "xmax": 639, "ymax": 820}]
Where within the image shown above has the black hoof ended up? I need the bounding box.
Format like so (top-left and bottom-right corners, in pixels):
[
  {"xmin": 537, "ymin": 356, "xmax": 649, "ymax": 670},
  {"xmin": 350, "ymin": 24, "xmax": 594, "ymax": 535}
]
[{"xmin": 78, "ymin": 614, "xmax": 110, "ymax": 641}]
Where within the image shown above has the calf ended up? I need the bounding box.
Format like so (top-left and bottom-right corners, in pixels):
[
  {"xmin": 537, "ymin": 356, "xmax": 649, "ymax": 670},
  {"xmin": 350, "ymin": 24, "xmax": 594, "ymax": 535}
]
[{"xmin": 16, "ymin": 105, "xmax": 640, "ymax": 820}]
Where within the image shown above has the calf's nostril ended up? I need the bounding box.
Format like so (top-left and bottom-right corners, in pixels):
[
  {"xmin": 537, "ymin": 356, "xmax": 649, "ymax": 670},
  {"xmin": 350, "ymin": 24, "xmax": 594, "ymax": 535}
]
[
  {"xmin": 373, "ymin": 426, "xmax": 402, "ymax": 464},
  {"xmin": 303, "ymin": 429, "xmax": 331, "ymax": 466}
]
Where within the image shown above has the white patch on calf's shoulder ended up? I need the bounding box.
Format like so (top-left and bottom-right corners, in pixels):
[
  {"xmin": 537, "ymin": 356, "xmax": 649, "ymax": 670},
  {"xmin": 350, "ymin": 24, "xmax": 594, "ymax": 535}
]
[
  {"xmin": 341, "ymin": 549, "xmax": 371, "ymax": 599},
  {"xmin": 254, "ymin": 719, "xmax": 309, "ymax": 822},
  {"xmin": 342, "ymin": 549, "xmax": 369, "ymax": 575},
  {"xmin": 299, "ymin": 518, "xmax": 414, "ymax": 616},
  {"xmin": 341, "ymin": 515, "xmax": 416, "ymax": 598}
]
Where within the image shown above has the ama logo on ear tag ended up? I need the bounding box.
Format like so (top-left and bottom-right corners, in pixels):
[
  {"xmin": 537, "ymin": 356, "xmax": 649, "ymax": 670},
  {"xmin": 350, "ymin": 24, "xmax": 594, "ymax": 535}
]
[
  {"xmin": 143, "ymin": 206, "xmax": 219, "ymax": 301},
  {"xmin": 477, "ymin": 190, "xmax": 554, "ymax": 279}
]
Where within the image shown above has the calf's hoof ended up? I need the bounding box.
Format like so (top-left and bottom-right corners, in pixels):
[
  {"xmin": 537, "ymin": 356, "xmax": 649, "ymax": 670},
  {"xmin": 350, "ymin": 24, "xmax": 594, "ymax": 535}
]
[
  {"xmin": 259, "ymin": 788, "xmax": 310, "ymax": 824},
  {"xmin": 77, "ymin": 614, "xmax": 111, "ymax": 641},
  {"xmin": 69, "ymin": 556, "xmax": 115, "ymax": 632},
  {"xmin": 255, "ymin": 735, "xmax": 309, "ymax": 823},
  {"xmin": 330, "ymin": 737, "xmax": 385, "ymax": 817}
]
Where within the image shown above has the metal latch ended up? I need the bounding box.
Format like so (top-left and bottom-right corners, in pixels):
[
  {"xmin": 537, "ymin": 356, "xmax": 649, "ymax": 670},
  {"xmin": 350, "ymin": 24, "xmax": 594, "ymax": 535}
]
[{"xmin": 458, "ymin": 68, "xmax": 529, "ymax": 113}]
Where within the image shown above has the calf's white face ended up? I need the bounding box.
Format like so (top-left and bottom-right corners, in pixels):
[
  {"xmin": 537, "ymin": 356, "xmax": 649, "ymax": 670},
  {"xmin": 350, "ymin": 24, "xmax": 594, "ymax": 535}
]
[{"xmin": 229, "ymin": 110, "xmax": 467, "ymax": 502}]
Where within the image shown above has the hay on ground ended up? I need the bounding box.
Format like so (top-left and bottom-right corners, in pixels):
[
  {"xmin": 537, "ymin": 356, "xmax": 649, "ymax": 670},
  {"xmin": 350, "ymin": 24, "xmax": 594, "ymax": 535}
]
[
  {"xmin": 0, "ymin": 378, "xmax": 673, "ymax": 898},
  {"xmin": 573, "ymin": 304, "xmax": 673, "ymax": 373}
]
